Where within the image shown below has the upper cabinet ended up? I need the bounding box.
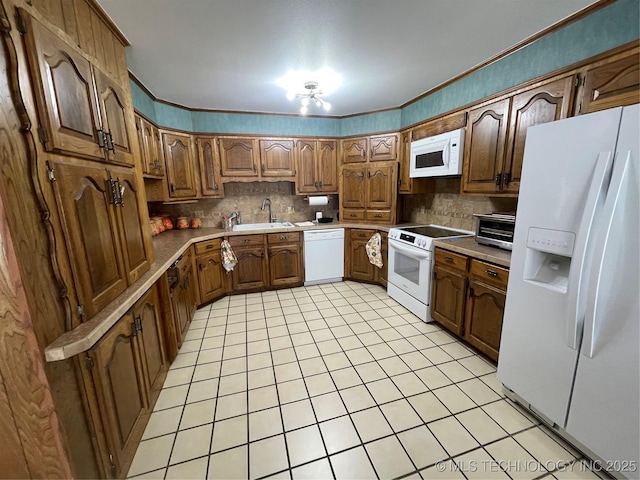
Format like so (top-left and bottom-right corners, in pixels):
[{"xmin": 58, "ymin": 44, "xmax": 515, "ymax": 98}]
[
  {"xmin": 578, "ymin": 50, "xmax": 640, "ymax": 114},
  {"xmin": 341, "ymin": 134, "xmax": 399, "ymax": 164},
  {"xmin": 218, "ymin": 137, "xmax": 260, "ymax": 177},
  {"xmin": 295, "ymin": 139, "xmax": 338, "ymax": 194},
  {"xmin": 340, "ymin": 161, "xmax": 398, "ymax": 223},
  {"xmin": 218, "ymin": 137, "xmax": 295, "ymax": 179},
  {"xmin": 162, "ymin": 131, "xmax": 198, "ymax": 199},
  {"xmin": 136, "ymin": 114, "xmax": 165, "ymax": 177},
  {"xmin": 195, "ymin": 136, "xmax": 224, "ymax": 198},
  {"xmin": 462, "ymin": 75, "xmax": 574, "ymax": 195},
  {"xmin": 259, "ymin": 139, "xmax": 295, "ymax": 177},
  {"xmin": 21, "ymin": 12, "xmax": 134, "ymax": 166}
]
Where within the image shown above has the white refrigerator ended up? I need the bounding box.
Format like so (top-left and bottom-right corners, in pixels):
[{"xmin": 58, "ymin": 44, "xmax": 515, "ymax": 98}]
[{"xmin": 497, "ymin": 105, "xmax": 639, "ymax": 478}]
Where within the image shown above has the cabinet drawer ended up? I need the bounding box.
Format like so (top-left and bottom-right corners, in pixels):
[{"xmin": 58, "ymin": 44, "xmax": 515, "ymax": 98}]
[
  {"xmin": 469, "ymin": 259, "xmax": 509, "ymax": 289},
  {"xmin": 350, "ymin": 229, "xmax": 376, "ymax": 241},
  {"xmin": 434, "ymin": 248, "xmax": 468, "ymax": 272},
  {"xmin": 342, "ymin": 209, "xmax": 365, "ymax": 221},
  {"xmin": 176, "ymin": 249, "xmax": 193, "ymax": 276},
  {"xmin": 267, "ymin": 231, "xmax": 300, "ymax": 245},
  {"xmin": 365, "ymin": 210, "xmax": 391, "ymax": 222},
  {"xmin": 228, "ymin": 234, "xmax": 265, "ymax": 247},
  {"xmin": 195, "ymin": 238, "xmax": 221, "ymax": 255}
]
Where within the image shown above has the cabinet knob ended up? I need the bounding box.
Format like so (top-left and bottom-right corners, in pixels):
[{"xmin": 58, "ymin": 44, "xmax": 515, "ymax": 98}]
[
  {"xmin": 486, "ymin": 269, "xmax": 498, "ymax": 277},
  {"xmin": 243, "ymin": 239, "xmax": 250, "ymax": 243},
  {"xmin": 374, "ymin": 213, "xmax": 382, "ymax": 218},
  {"xmin": 350, "ymin": 213, "xmax": 356, "ymax": 217},
  {"xmin": 495, "ymin": 173, "xmax": 502, "ymax": 187},
  {"xmin": 445, "ymin": 256, "xmax": 454, "ymax": 263},
  {"xmin": 206, "ymin": 244, "xmax": 213, "ymax": 249}
]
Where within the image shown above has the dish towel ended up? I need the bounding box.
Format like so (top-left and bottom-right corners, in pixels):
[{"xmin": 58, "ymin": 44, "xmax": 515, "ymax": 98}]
[
  {"xmin": 220, "ymin": 239, "xmax": 238, "ymax": 272},
  {"xmin": 366, "ymin": 232, "xmax": 383, "ymax": 268}
]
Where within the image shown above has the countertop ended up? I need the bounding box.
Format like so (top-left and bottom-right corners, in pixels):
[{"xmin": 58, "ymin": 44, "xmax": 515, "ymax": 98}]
[
  {"xmin": 44, "ymin": 222, "xmax": 391, "ymax": 361},
  {"xmin": 432, "ymin": 237, "xmax": 512, "ymax": 268}
]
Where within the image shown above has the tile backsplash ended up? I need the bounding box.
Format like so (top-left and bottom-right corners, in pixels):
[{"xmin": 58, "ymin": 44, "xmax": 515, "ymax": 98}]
[
  {"xmin": 150, "ymin": 178, "xmax": 516, "ymax": 231},
  {"xmin": 401, "ymin": 178, "xmax": 518, "ymax": 231},
  {"xmin": 151, "ymin": 182, "xmax": 339, "ymax": 228}
]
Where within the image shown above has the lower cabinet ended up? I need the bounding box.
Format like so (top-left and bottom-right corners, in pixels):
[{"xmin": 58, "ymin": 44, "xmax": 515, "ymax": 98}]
[
  {"xmin": 195, "ymin": 239, "xmax": 226, "ymax": 304},
  {"xmin": 88, "ymin": 284, "xmax": 167, "ymax": 478},
  {"xmin": 431, "ymin": 248, "xmax": 509, "ymax": 361},
  {"xmin": 345, "ymin": 228, "xmax": 387, "ymax": 286},
  {"xmin": 267, "ymin": 232, "xmax": 303, "ymax": 288},
  {"xmin": 170, "ymin": 247, "xmax": 198, "ymax": 347},
  {"xmin": 227, "ymin": 233, "xmax": 303, "ymax": 292}
]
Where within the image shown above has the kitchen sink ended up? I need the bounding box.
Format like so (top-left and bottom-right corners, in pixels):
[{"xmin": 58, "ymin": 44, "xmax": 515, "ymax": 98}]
[{"xmin": 232, "ymin": 222, "xmax": 295, "ymax": 231}]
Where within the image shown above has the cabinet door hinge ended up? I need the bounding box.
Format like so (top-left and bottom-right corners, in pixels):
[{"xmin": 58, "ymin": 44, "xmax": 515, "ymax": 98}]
[
  {"xmin": 85, "ymin": 355, "xmax": 94, "ymax": 370},
  {"xmin": 37, "ymin": 126, "xmax": 48, "ymax": 145},
  {"xmin": 469, "ymin": 287, "xmax": 474, "ymax": 298},
  {"xmin": 109, "ymin": 454, "xmax": 116, "ymax": 477},
  {"xmin": 46, "ymin": 161, "xmax": 56, "ymax": 182},
  {"xmin": 135, "ymin": 315, "xmax": 143, "ymax": 333},
  {"xmin": 77, "ymin": 304, "xmax": 85, "ymax": 320},
  {"xmin": 14, "ymin": 12, "xmax": 26, "ymax": 34}
]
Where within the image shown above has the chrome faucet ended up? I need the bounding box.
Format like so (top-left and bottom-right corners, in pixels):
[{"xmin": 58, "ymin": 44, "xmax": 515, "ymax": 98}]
[{"xmin": 261, "ymin": 197, "xmax": 275, "ymax": 222}]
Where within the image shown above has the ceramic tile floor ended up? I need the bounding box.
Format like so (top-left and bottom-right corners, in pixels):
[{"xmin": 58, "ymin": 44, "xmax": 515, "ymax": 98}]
[{"xmin": 127, "ymin": 281, "xmax": 605, "ymax": 480}]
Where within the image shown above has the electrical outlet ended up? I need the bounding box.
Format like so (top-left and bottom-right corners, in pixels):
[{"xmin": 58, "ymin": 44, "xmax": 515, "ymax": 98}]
[{"xmin": 420, "ymin": 206, "xmax": 425, "ymax": 214}]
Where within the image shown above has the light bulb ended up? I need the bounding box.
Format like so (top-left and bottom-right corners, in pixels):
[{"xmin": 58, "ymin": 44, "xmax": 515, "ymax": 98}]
[
  {"xmin": 301, "ymin": 97, "xmax": 309, "ymax": 107},
  {"xmin": 300, "ymin": 105, "xmax": 308, "ymax": 115},
  {"xmin": 286, "ymin": 91, "xmax": 295, "ymax": 101},
  {"xmin": 323, "ymin": 102, "xmax": 331, "ymax": 112},
  {"xmin": 315, "ymin": 98, "xmax": 322, "ymax": 107}
]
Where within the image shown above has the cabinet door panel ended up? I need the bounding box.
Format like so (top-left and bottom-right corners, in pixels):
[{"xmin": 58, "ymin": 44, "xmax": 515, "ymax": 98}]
[
  {"xmin": 163, "ymin": 132, "xmax": 197, "ymax": 198},
  {"xmin": 503, "ymin": 76, "xmax": 574, "ymax": 193},
  {"xmin": 197, "ymin": 251, "xmax": 225, "ymax": 303},
  {"xmin": 464, "ymin": 280, "xmax": 505, "ymax": 361},
  {"xmin": 260, "ymin": 139, "xmax": 295, "ymax": 176},
  {"xmin": 318, "ymin": 140, "xmax": 338, "ymax": 193},
  {"xmin": 51, "ymin": 161, "xmax": 126, "ymax": 319},
  {"xmin": 219, "ymin": 138, "xmax": 258, "ymax": 176},
  {"xmin": 341, "ymin": 166, "xmax": 366, "ymax": 209},
  {"xmin": 115, "ymin": 170, "xmax": 150, "ymax": 284},
  {"xmin": 231, "ymin": 246, "xmax": 267, "ymax": 291},
  {"xmin": 431, "ymin": 265, "xmax": 466, "ymax": 336},
  {"xmin": 196, "ymin": 137, "xmax": 224, "ymax": 197},
  {"xmin": 134, "ymin": 288, "xmax": 167, "ymax": 406},
  {"xmin": 296, "ymin": 140, "xmax": 317, "ymax": 193},
  {"xmin": 91, "ymin": 315, "xmax": 147, "ymax": 477},
  {"xmin": 94, "ymin": 68, "xmax": 133, "ymax": 165},
  {"xmin": 268, "ymin": 245, "xmax": 302, "ymax": 287},
  {"xmin": 367, "ymin": 164, "xmax": 394, "ymax": 209},
  {"xmin": 342, "ymin": 138, "xmax": 368, "ymax": 163},
  {"xmin": 463, "ymin": 99, "xmax": 510, "ymax": 194},
  {"xmin": 370, "ymin": 134, "xmax": 398, "ymax": 161},
  {"xmin": 581, "ymin": 53, "xmax": 640, "ymax": 114},
  {"xmin": 22, "ymin": 13, "xmax": 104, "ymax": 160},
  {"xmin": 138, "ymin": 116, "xmax": 165, "ymax": 176},
  {"xmin": 350, "ymin": 239, "xmax": 375, "ymax": 282}
]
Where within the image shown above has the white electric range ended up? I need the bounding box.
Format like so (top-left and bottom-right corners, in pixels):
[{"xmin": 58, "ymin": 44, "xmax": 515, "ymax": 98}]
[{"xmin": 387, "ymin": 224, "xmax": 473, "ymax": 322}]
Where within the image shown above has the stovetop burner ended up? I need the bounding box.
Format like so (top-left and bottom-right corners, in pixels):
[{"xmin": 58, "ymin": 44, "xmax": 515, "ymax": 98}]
[{"xmin": 388, "ymin": 224, "xmax": 474, "ymax": 251}]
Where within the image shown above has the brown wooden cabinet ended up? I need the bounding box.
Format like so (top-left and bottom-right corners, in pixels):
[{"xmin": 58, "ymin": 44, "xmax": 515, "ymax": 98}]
[
  {"xmin": 579, "ymin": 51, "xmax": 640, "ymax": 114},
  {"xmin": 295, "ymin": 139, "xmax": 338, "ymax": 194},
  {"xmin": 171, "ymin": 248, "xmax": 198, "ymax": 345},
  {"xmin": 22, "ymin": 12, "xmax": 133, "ymax": 165},
  {"xmin": 88, "ymin": 285, "xmax": 167, "ymax": 478},
  {"xmin": 48, "ymin": 160, "xmax": 150, "ymax": 320},
  {"xmin": 346, "ymin": 229, "xmax": 376, "ymax": 283},
  {"xmin": 340, "ymin": 162, "xmax": 398, "ymax": 224},
  {"xmin": 195, "ymin": 136, "xmax": 224, "ymax": 198},
  {"xmin": 462, "ymin": 76, "xmax": 574, "ymax": 195},
  {"xmin": 374, "ymin": 232, "xmax": 388, "ymax": 287},
  {"xmin": 398, "ymin": 130, "xmax": 434, "ymax": 195},
  {"xmin": 431, "ymin": 248, "xmax": 509, "ymax": 361},
  {"xmin": 341, "ymin": 137, "xmax": 368, "ymax": 163},
  {"xmin": 163, "ymin": 131, "xmax": 198, "ymax": 199},
  {"xmin": 369, "ymin": 133, "xmax": 399, "ymax": 161},
  {"xmin": 218, "ymin": 137, "xmax": 260, "ymax": 177},
  {"xmin": 259, "ymin": 139, "xmax": 295, "ymax": 177},
  {"xmin": 228, "ymin": 235, "xmax": 269, "ymax": 292},
  {"xmin": 136, "ymin": 114, "xmax": 165, "ymax": 177},
  {"xmin": 267, "ymin": 232, "xmax": 303, "ymax": 288},
  {"xmin": 195, "ymin": 239, "xmax": 226, "ymax": 304}
]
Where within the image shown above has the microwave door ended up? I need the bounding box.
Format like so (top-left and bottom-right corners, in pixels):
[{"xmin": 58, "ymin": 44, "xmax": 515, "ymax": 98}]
[{"xmin": 411, "ymin": 138, "xmax": 450, "ymax": 177}]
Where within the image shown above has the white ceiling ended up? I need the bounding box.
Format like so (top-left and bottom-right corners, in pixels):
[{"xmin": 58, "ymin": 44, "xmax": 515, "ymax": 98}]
[{"xmin": 98, "ymin": 0, "xmax": 596, "ymax": 117}]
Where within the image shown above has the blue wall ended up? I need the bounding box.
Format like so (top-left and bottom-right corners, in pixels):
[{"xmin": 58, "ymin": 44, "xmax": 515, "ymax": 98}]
[{"xmin": 131, "ymin": 0, "xmax": 639, "ymax": 137}]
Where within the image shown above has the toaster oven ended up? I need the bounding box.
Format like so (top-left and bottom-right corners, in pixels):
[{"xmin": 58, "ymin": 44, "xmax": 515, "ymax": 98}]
[{"xmin": 474, "ymin": 213, "xmax": 516, "ymax": 250}]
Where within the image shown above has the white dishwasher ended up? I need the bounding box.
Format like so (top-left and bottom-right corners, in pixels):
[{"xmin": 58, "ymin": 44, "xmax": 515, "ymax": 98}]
[{"xmin": 303, "ymin": 228, "xmax": 345, "ymax": 285}]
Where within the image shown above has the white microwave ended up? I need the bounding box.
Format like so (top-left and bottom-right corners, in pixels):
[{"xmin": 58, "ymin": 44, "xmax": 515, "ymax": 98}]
[{"xmin": 410, "ymin": 128, "xmax": 465, "ymax": 178}]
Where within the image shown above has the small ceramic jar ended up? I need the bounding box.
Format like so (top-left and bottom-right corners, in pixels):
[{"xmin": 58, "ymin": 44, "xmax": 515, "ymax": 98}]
[
  {"xmin": 163, "ymin": 216, "xmax": 173, "ymax": 230},
  {"xmin": 176, "ymin": 215, "xmax": 189, "ymax": 230},
  {"xmin": 191, "ymin": 216, "xmax": 202, "ymax": 229}
]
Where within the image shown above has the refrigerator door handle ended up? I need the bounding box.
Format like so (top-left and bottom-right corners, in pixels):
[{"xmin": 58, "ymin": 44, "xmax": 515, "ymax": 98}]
[
  {"xmin": 565, "ymin": 151, "xmax": 612, "ymax": 350},
  {"xmin": 582, "ymin": 150, "xmax": 632, "ymax": 358}
]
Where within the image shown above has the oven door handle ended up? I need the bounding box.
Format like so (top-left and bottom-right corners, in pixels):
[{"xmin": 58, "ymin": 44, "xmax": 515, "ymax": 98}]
[{"xmin": 388, "ymin": 239, "xmax": 431, "ymax": 260}]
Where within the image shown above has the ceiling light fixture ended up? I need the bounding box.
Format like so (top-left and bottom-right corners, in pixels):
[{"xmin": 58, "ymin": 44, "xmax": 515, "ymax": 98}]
[
  {"xmin": 295, "ymin": 81, "xmax": 330, "ymax": 115},
  {"xmin": 277, "ymin": 68, "xmax": 341, "ymax": 115}
]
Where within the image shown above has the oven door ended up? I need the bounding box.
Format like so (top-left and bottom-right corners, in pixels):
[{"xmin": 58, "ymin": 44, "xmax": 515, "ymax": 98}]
[{"xmin": 387, "ymin": 239, "xmax": 432, "ymax": 303}]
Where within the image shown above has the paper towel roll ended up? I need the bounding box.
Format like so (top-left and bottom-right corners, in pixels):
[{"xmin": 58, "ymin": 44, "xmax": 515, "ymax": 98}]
[{"xmin": 308, "ymin": 195, "xmax": 329, "ymax": 206}]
